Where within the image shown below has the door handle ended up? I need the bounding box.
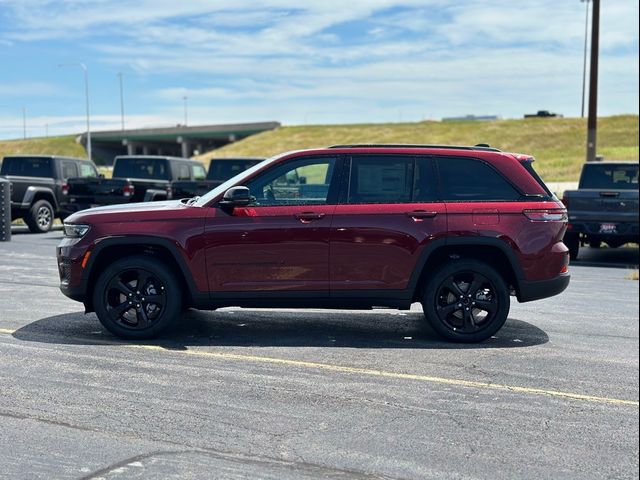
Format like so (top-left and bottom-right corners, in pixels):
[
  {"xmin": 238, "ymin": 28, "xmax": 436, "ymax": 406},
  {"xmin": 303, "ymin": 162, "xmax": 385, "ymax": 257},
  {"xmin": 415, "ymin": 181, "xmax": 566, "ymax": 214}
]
[
  {"xmin": 406, "ymin": 210, "xmax": 438, "ymax": 220},
  {"xmin": 294, "ymin": 212, "xmax": 326, "ymax": 223}
]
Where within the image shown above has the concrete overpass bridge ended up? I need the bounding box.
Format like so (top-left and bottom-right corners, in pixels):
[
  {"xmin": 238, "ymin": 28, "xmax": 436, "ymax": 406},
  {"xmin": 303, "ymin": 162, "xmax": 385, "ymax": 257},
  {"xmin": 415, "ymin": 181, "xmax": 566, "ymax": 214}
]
[{"xmin": 79, "ymin": 121, "xmax": 280, "ymax": 165}]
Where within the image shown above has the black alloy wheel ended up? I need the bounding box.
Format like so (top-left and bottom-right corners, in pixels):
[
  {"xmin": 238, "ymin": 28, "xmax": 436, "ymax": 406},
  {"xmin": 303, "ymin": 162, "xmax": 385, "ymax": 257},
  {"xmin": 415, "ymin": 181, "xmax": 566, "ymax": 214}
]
[
  {"xmin": 422, "ymin": 260, "xmax": 510, "ymax": 343},
  {"xmin": 93, "ymin": 256, "xmax": 182, "ymax": 339}
]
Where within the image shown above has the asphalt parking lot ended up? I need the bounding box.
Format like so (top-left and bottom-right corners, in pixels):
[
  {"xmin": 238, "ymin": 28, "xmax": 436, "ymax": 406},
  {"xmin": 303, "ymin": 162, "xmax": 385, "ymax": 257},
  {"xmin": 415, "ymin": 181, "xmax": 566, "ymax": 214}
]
[{"xmin": 1, "ymin": 228, "xmax": 638, "ymax": 479}]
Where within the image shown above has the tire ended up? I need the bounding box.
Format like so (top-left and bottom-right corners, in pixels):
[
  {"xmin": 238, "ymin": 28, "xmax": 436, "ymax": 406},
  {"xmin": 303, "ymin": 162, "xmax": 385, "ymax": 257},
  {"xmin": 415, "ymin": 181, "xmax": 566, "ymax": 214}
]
[
  {"xmin": 589, "ymin": 240, "xmax": 601, "ymax": 249},
  {"xmin": 564, "ymin": 233, "xmax": 579, "ymax": 261},
  {"xmin": 93, "ymin": 255, "xmax": 182, "ymax": 339},
  {"xmin": 421, "ymin": 260, "xmax": 510, "ymax": 343},
  {"xmin": 25, "ymin": 199, "xmax": 54, "ymax": 233}
]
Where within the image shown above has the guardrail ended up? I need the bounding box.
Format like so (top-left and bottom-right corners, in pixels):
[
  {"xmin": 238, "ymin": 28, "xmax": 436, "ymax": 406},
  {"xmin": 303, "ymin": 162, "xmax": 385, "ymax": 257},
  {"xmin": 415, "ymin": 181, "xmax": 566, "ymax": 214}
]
[{"xmin": 0, "ymin": 177, "xmax": 10, "ymax": 242}]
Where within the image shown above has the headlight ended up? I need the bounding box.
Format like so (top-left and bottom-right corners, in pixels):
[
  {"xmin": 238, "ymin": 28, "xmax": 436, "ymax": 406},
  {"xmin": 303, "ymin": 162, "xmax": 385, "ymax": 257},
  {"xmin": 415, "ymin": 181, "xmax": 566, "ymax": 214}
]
[{"xmin": 64, "ymin": 223, "xmax": 91, "ymax": 238}]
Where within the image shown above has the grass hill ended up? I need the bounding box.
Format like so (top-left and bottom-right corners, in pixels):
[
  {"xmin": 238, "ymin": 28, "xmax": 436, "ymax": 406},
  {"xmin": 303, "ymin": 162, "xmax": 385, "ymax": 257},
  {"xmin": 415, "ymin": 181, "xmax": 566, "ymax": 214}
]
[
  {"xmin": 195, "ymin": 115, "xmax": 638, "ymax": 182},
  {"xmin": 1, "ymin": 116, "xmax": 637, "ymax": 182},
  {"xmin": 0, "ymin": 135, "xmax": 86, "ymax": 159}
]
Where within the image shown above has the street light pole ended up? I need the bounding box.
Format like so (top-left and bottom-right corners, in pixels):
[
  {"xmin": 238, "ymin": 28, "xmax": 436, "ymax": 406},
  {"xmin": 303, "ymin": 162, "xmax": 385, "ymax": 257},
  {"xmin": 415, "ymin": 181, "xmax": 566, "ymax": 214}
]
[
  {"xmin": 118, "ymin": 72, "xmax": 125, "ymax": 131},
  {"xmin": 58, "ymin": 63, "xmax": 91, "ymax": 161},
  {"xmin": 580, "ymin": 0, "xmax": 590, "ymax": 118},
  {"xmin": 586, "ymin": 0, "xmax": 600, "ymax": 163},
  {"xmin": 183, "ymin": 96, "xmax": 188, "ymax": 126}
]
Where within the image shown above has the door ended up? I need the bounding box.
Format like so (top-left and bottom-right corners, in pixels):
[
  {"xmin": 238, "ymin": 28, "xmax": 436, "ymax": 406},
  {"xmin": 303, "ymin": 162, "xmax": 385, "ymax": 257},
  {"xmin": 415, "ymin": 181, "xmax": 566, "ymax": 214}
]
[
  {"xmin": 204, "ymin": 155, "xmax": 342, "ymax": 293},
  {"xmin": 330, "ymin": 155, "xmax": 447, "ymax": 293}
]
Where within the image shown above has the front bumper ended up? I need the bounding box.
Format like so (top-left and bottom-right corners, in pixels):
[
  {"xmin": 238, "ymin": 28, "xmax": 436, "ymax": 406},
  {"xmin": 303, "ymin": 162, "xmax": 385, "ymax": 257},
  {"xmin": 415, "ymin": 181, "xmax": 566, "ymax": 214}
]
[{"xmin": 518, "ymin": 273, "xmax": 570, "ymax": 303}]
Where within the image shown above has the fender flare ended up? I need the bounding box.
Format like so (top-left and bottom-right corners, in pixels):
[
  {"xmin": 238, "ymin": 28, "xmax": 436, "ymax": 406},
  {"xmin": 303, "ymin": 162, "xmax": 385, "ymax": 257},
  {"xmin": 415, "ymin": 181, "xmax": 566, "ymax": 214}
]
[
  {"xmin": 82, "ymin": 235, "xmax": 203, "ymax": 302},
  {"xmin": 23, "ymin": 186, "xmax": 58, "ymax": 210},
  {"xmin": 407, "ymin": 236, "xmax": 525, "ymax": 296}
]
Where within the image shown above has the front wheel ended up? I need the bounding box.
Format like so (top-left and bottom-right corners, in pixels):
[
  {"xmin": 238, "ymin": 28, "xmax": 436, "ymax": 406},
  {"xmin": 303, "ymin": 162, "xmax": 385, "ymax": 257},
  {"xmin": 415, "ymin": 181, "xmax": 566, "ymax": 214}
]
[
  {"xmin": 421, "ymin": 260, "xmax": 510, "ymax": 343},
  {"xmin": 93, "ymin": 255, "xmax": 182, "ymax": 339}
]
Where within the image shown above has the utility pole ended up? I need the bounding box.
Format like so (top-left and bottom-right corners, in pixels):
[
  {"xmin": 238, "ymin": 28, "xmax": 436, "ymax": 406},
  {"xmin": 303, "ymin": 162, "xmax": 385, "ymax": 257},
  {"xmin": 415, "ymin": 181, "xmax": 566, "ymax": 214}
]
[
  {"xmin": 183, "ymin": 96, "xmax": 188, "ymax": 126},
  {"xmin": 22, "ymin": 107, "xmax": 26, "ymax": 139},
  {"xmin": 118, "ymin": 72, "xmax": 125, "ymax": 131},
  {"xmin": 58, "ymin": 63, "xmax": 92, "ymax": 161},
  {"xmin": 580, "ymin": 0, "xmax": 590, "ymax": 118},
  {"xmin": 586, "ymin": 0, "xmax": 600, "ymax": 162}
]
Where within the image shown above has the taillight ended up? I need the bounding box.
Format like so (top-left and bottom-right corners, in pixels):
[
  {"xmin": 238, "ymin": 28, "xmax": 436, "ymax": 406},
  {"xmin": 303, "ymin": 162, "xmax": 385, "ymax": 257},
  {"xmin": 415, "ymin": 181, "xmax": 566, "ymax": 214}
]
[
  {"xmin": 523, "ymin": 209, "xmax": 568, "ymax": 222},
  {"xmin": 122, "ymin": 184, "xmax": 135, "ymax": 197},
  {"xmin": 61, "ymin": 182, "xmax": 69, "ymax": 195}
]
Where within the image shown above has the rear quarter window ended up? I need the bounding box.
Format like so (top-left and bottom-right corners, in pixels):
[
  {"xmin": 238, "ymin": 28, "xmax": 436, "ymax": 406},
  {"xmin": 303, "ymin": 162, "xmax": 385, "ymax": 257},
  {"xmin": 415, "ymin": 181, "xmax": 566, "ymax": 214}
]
[{"xmin": 436, "ymin": 157, "xmax": 521, "ymax": 201}]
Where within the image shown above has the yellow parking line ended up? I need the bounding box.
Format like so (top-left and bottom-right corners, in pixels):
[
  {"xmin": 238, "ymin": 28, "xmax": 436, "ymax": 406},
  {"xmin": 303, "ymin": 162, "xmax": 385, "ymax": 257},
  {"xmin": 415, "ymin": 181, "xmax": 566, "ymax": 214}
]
[{"xmin": 1, "ymin": 327, "xmax": 637, "ymax": 407}]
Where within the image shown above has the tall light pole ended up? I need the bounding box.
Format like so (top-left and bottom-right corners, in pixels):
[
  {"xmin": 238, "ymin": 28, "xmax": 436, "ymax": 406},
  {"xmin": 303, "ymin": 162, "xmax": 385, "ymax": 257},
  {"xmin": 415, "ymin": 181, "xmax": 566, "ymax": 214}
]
[
  {"xmin": 586, "ymin": 0, "xmax": 600, "ymax": 163},
  {"xmin": 183, "ymin": 95, "xmax": 188, "ymax": 126},
  {"xmin": 58, "ymin": 63, "xmax": 91, "ymax": 161},
  {"xmin": 580, "ymin": 0, "xmax": 590, "ymax": 118},
  {"xmin": 117, "ymin": 72, "xmax": 125, "ymax": 131}
]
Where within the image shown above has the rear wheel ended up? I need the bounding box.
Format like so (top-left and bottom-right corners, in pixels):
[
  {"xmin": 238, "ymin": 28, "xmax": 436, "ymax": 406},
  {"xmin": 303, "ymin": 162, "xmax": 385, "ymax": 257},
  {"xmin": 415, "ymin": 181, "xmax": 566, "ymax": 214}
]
[
  {"xmin": 25, "ymin": 199, "xmax": 54, "ymax": 233},
  {"xmin": 589, "ymin": 239, "xmax": 601, "ymax": 249},
  {"xmin": 421, "ymin": 260, "xmax": 510, "ymax": 343},
  {"xmin": 93, "ymin": 255, "xmax": 182, "ymax": 339}
]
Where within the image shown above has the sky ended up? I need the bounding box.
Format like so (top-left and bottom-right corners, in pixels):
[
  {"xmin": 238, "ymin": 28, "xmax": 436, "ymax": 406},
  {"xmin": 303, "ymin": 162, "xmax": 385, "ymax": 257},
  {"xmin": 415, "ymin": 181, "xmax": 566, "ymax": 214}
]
[{"xmin": 0, "ymin": 0, "xmax": 638, "ymax": 140}]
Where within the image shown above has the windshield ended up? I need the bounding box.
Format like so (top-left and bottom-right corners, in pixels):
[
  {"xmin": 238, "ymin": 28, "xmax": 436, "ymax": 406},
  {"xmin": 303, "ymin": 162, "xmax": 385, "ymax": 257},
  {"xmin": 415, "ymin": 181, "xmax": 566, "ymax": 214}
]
[
  {"xmin": 194, "ymin": 154, "xmax": 282, "ymax": 206},
  {"xmin": 580, "ymin": 163, "xmax": 639, "ymax": 190}
]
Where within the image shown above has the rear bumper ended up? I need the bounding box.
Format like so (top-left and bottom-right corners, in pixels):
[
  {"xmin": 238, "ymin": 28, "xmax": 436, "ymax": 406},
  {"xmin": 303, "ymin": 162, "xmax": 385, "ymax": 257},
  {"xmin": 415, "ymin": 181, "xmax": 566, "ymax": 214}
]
[{"xmin": 518, "ymin": 273, "xmax": 570, "ymax": 303}]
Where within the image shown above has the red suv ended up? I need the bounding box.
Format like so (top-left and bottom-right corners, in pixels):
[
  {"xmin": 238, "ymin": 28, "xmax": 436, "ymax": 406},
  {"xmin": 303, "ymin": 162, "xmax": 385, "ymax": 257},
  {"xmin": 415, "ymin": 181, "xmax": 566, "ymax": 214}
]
[{"xmin": 57, "ymin": 145, "xmax": 570, "ymax": 342}]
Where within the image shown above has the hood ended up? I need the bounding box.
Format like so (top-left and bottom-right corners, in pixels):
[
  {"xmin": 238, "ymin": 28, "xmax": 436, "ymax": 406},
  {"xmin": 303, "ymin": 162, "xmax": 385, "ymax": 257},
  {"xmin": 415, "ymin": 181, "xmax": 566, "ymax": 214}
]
[{"xmin": 65, "ymin": 200, "xmax": 188, "ymax": 224}]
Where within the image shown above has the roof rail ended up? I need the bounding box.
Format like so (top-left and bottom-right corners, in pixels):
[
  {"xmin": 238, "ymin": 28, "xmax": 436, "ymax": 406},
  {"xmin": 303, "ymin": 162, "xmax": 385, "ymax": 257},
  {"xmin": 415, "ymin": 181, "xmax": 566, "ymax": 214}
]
[{"xmin": 328, "ymin": 143, "xmax": 501, "ymax": 152}]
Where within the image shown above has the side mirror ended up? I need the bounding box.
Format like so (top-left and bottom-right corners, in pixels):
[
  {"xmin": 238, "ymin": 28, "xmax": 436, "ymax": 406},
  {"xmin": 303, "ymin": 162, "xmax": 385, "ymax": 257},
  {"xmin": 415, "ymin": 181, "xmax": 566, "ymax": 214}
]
[{"xmin": 220, "ymin": 186, "xmax": 252, "ymax": 207}]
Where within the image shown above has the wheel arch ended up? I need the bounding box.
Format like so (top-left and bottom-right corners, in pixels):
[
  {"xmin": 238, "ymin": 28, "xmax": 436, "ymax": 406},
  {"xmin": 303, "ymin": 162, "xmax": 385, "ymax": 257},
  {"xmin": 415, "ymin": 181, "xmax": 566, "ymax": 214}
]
[
  {"xmin": 25, "ymin": 186, "xmax": 58, "ymax": 211},
  {"xmin": 83, "ymin": 236, "xmax": 199, "ymax": 312},
  {"xmin": 410, "ymin": 237, "xmax": 524, "ymax": 302}
]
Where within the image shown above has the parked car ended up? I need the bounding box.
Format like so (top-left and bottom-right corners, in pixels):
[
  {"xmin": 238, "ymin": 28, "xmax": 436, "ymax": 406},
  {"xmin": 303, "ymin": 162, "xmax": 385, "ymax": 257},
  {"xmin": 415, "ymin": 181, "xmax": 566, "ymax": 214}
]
[
  {"xmin": 172, "ymin": 157, "xmax": 264, "ymax": 199},
  {"xmin": 61, "ymin": 155, "xmax": 206, "ymax": 214},
  {"xmin": 0, "ymin": 155, "xmax": 98, "ymax": 232},
  {"xmin": 562, "ymin": 161, "xmax": 639, "ymax": 259},
  {"xmin": 57, "ymin": 144, "xmax": 570, "ymax": 342}
]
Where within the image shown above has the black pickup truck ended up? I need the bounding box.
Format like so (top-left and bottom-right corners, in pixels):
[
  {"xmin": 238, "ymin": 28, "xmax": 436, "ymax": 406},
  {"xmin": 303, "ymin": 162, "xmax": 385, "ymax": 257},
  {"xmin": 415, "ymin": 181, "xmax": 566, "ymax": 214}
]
[
  {"xmin": 0, "ymin": 155, "xmax": 99, "ymax": 232},
  {"xmin": 62, "ymin": 155, "xmax": 206, "ymax": 212},
  {"xmin": 562, "ymin": 161, "xmax": 639, "ymax": 259},
  {"xmin": 172, "ymin": 157, "xmax": 264, "ymax": 199}
]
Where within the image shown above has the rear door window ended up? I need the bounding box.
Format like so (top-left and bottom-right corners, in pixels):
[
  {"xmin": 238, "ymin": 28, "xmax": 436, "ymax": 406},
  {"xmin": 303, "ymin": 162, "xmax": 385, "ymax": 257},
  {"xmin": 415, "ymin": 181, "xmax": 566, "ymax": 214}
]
[
  {"xmin": 113, "ymin": 158, "xmax": 169, "ymax": 180},
  {"xmin": 436, "ymin": 156, "xmax": 521, "ymax": 201},
  {"xmin": 346, "ymin": 155, "xmax": 436, "ymax": 204}
]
